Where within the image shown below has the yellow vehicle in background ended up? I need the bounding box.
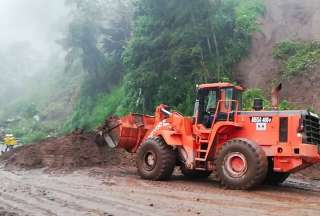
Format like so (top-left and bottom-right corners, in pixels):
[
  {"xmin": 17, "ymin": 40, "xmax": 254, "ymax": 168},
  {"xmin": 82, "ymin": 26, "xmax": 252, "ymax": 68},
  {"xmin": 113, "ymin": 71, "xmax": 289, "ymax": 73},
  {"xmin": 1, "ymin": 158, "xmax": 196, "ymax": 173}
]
[{"xmin": 2, "ymin": 134, "xmax": 17, "ymax": 153}]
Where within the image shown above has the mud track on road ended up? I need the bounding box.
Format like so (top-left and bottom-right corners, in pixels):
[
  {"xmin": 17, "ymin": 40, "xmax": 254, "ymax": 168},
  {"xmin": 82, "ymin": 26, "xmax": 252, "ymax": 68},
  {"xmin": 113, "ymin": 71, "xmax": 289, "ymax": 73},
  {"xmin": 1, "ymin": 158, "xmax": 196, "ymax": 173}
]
[
  {"xmin": 0, "ymin": 133, "xmax": 319, "ymax": 215},
  {"xmin": 0, "ymin": 166, "xmax": 319, "ymax": 216}
]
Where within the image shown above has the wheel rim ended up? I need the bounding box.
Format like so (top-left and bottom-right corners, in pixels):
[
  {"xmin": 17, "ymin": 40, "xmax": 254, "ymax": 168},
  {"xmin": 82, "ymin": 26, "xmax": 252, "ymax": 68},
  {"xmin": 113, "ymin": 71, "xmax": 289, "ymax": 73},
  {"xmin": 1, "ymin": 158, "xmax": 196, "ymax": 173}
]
[
  {"xmin": 144, "ymin": 151, "xmax": 157, "ymax": 171},
  {"xmin": 224, "ymin": 152, "xmax": 248, "ymax": 178}
]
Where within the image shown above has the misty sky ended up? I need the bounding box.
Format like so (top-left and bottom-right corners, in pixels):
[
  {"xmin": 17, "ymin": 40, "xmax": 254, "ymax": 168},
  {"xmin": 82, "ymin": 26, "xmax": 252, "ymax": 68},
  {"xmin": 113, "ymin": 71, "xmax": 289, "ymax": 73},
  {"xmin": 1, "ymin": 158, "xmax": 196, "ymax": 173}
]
[{"xmin": 0, "ymin": 0, "xmax": 68, "ymax": 52}]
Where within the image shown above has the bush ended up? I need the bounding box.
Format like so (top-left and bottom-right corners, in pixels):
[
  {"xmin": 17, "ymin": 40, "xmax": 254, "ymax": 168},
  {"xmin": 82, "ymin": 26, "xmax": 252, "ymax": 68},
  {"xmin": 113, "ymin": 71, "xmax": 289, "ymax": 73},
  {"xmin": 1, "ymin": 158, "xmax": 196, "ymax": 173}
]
[
  {"xmin": 242, "ymin": 88, "xmax": 270, "ymax": 110},
  {"xmin": 273, "ymin": 41, "xmax": 320, "ymax": 77},
  {"xmin": 122, "ymin": 0, "xmax": 265, "ymax": 114},
  {"xmin": 236, "ymin": 0, "xmax": 265, "ymax": 33},
  {"xmin": 243, "ymin": 88, "xmax": 295, "ymax": 111},
  {"xmin": 20, "ymin": 130, "xmax": 48, "ymax": 144},
  {"xmin": 62, "ymin": 86, "xmax": 128, "ymax": 133},
  {"xmin": 10, "ymin": 118, "xmax": 55, "ymax": 144}
]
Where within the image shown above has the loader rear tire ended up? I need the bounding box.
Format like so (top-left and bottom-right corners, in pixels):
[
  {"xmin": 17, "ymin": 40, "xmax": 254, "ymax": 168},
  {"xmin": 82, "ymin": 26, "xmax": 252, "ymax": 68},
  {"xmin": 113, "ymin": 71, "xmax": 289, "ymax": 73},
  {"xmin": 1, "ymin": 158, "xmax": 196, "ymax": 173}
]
[
  {"xmin": 181, "ymin": 166, "xmax": 212, "ymax": 179},
  {"xmin": 136, "ymin": 137, "xmax": 176, "ymax": 180},
  {"xmin": 215, "ymin": 139, "xmax": 268, "ymax": 190}
]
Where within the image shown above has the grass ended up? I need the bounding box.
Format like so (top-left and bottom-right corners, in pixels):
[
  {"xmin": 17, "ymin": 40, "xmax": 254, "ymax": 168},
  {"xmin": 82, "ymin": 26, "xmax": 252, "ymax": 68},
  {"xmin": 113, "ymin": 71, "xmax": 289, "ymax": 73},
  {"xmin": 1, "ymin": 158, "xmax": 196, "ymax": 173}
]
[{"xmin": 62, "ymin": 86, "xmax": 129, "ymax": 133}]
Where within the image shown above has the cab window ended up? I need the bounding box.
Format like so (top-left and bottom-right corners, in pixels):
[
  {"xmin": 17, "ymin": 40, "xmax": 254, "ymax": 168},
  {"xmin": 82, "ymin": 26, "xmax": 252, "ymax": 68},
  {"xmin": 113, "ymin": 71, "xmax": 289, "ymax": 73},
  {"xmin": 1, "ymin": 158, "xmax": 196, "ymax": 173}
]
[
  {"xmin": 225, "ymin": 88, "xmax": 233, "ymax": 109},
  {"xmin": 197, "ymin": 89, "xmax": 218, "ymax": 125},
  {"xmin": 206, "ymin": 91, "xmax": 217, "ymax": 113},
  {"xmin": 234, "ymin": 90, "xmax": 243, "ymax": 110},
  {"xmin": 220, "ymin": 88, "xmax": 233, "ymax": 110}
]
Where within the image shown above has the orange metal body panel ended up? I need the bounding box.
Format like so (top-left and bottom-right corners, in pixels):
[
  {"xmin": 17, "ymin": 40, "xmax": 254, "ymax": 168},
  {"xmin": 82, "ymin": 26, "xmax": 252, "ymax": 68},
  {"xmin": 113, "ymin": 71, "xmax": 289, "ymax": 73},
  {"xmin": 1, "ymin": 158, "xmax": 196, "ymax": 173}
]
[
  {"xmin": 209, "ymin": 112, "xmax": 320, "ymax": 172},
  {"xmin": 198, "ymin": 82, "xmax": 243, "ymax": 91},
  {"xmin": 116, "ymin": 114, "xmax": 155, "ymax": 152},
  {"xmin": 112, "ymin": 79, "xmax": 320, "ymax": 174},
  {"xmin": 115, "ymin": 107, "xmax": 320, "ymax": 173}
]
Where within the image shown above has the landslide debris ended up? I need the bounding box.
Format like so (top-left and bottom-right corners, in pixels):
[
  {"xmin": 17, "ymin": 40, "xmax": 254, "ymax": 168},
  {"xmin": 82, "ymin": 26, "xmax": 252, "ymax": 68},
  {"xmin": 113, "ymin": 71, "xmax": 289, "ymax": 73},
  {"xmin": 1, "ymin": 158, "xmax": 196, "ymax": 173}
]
[
  {"xmin": 293, "ymin": 164, "xmax": 320, "ymax": 181},
  {"xmin": 0, "ymin": 132, "xmax": 134, "ymax": 170}
]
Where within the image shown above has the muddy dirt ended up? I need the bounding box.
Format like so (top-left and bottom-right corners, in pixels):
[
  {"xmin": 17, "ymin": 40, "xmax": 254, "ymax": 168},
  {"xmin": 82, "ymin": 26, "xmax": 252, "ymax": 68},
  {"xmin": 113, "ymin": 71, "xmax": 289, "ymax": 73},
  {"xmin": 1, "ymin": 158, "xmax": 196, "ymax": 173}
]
[
  {"xmin": 0, "ymin": 165, "xmax": 319, "ymax": 216},
  {"xmin": 293, "ymin": 164, "xmax": 320, "ymax": 181},
  {"xmin": 0, "ymin": 133, "xmax": 135, "ymax": 170},
  {"xmin": 0, "ymin": 134, "xmax": 318, "ymax": 215}
]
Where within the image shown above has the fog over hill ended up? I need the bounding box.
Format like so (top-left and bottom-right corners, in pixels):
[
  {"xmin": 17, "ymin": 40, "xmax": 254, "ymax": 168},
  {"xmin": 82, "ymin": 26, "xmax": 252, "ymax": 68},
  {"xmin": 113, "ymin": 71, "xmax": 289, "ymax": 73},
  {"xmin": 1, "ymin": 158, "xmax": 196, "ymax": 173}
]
[
  {"xmin": 0, "ymin": 0, "xmax": 68, "ymax": 51},
  {"xmin": 0, "ymin": 0, "xmax": 68, "ymax": 109}
]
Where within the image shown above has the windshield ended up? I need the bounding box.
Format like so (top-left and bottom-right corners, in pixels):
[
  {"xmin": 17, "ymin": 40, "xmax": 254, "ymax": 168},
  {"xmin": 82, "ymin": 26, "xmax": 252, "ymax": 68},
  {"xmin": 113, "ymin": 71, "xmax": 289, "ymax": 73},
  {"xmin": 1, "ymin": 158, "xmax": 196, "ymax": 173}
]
[
  {"xmin": 197, "ymin": 89, "xmax": 218, "ymax": 124},
  {"xmin": 220, "ymin": 88, "xmax": 242, "ymax": 111},
  {"xmin": 206, "ymin": 91, "xmax": 217, "ymax": 113}
]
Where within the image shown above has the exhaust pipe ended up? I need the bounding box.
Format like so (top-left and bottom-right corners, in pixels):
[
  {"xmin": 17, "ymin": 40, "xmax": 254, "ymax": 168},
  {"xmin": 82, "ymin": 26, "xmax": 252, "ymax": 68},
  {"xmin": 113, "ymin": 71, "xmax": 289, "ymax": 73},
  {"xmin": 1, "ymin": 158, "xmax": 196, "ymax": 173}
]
[{"xmin": 271, "ymin": 83, "xmax": 282, "ymax": 109}]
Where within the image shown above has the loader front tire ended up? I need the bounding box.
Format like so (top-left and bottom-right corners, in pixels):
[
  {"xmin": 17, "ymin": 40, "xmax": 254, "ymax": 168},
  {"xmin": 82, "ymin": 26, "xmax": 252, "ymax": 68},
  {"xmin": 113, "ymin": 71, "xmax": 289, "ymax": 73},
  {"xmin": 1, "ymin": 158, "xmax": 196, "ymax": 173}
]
[
  {"xmin": 215, "ymin": 139, "xmax": 268, "ymax": 190},
  {"xmin": 136, "ymin": 137, "xmax": 176, "ymax": 180}
]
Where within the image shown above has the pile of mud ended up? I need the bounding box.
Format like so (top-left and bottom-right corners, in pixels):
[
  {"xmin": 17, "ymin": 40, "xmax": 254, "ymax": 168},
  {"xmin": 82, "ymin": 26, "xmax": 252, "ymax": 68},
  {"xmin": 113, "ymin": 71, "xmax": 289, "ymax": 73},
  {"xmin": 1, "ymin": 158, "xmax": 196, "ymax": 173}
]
[
  {"xmin": 1, "ymin": 131, "xmax": 319, "ymax": 181},
  {"xmin": 0, "ymin": 133, "xmax": 135, "ymax": 170},
  {"xmin": 293, "ymin": 164, "xmax": 320, "ymax": 181}
]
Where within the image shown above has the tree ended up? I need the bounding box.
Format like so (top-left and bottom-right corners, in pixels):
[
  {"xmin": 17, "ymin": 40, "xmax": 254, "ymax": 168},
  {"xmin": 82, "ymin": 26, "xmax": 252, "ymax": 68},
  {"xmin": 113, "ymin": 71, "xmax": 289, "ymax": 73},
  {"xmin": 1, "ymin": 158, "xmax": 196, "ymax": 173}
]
[
  {"xmin": 123, "ymin": 0, "xmax": 263, "ymax": 114},
  {"xmin": 62, "ymin": 0, "xmax": 132, "ymax": 95}
]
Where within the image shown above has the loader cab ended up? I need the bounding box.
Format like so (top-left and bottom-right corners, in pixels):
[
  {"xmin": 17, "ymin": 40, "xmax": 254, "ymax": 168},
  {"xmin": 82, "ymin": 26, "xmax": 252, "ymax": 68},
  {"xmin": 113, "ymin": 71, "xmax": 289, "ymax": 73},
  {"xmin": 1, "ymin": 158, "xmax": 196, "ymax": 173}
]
[{"xmin": 194, "ymin": 83, "xmax": 243, "ymax": 128}]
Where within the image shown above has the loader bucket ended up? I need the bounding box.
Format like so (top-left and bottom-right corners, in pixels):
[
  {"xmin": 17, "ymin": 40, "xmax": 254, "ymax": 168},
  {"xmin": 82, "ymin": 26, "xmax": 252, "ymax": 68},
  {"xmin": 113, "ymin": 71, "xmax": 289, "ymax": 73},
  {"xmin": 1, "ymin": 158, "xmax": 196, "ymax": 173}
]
[
  {"xmin": 95, "ymin": 114, "xmax": 155, "ymax": 153},
  {"xmin": 95, "ymin": 116, "xmax": 121, "ymax": 148}
]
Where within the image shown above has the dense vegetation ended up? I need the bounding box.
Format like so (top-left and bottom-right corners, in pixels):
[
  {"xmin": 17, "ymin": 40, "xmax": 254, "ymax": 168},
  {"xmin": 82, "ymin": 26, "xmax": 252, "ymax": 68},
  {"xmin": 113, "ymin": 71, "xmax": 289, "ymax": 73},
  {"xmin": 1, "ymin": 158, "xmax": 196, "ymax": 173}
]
[
  {"xmin": 273, "ymin": 40, "xmax": 320, "ymax": 78},
  {"xmin": 63, "ymin": 0, "xmax": 265, "ymax": 132},
  {"xmin": 123, "ymin": 0, "xmax": 265, "ymax": 114},
  {"xmin": 1, "ymin": 0, "xmax": 267, "ymax": 143}
]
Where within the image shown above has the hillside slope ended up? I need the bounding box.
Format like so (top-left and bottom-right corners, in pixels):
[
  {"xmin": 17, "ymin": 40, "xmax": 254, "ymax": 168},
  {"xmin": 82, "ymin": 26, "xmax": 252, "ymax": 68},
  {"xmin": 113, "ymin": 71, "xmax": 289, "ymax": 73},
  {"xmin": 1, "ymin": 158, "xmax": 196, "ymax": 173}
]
[{"xmin": 235, "ymin": 0, "xmax": 320, "ymax": 110}]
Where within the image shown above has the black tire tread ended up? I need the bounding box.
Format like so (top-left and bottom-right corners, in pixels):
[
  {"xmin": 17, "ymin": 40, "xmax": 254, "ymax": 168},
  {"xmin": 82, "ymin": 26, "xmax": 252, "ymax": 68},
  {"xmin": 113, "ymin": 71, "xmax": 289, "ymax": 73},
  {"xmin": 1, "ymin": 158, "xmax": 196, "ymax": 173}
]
[
  {"xmin": 215, "ymin": 138, "xmax": 268, "ymax": 190},
  {"xmin": 136, "ymin": 136, "xmax": 176, "ymax": 180}
]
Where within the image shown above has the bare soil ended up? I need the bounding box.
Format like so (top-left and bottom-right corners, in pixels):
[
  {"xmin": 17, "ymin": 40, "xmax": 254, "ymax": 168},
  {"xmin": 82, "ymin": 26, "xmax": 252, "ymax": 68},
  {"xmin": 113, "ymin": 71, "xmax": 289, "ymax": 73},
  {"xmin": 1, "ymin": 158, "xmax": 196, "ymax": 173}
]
[
  {"xmin": 235, "ymin": 0, "xmax": 320, "ymax": 109},
  {"xmin": 0, "ymin": 165, "xmax": 319, "ymax": 216},
  {"xmin": 0, "ymin": 133, "xmax": 319, "ymax": 215},
  {"xmin": 0, "ymin": 133, "xmax": 135, "ymax": 170}
]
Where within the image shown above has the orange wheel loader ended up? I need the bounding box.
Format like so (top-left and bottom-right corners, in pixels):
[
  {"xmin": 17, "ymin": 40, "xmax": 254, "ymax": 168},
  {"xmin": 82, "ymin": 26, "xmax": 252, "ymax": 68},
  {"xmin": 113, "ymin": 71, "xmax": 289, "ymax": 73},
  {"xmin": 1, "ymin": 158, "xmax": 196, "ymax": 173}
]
[{"xmin": 96, "ymin": 82, "xmax": 320, "ymax": 189}]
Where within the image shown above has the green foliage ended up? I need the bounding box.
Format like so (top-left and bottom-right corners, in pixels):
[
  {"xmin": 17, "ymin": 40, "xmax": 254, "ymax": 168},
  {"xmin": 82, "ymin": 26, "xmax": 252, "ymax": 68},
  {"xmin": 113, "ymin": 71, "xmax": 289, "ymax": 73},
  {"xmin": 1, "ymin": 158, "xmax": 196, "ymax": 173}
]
[
  {"xmin": 20, "ymin": 131, "xmax": 48, "ymax": 144},
  {"xmin": 1, "ymin": 0, "xmax": 267, "ymax": 144},
  {"xmin": 278, "ymin": 100, "xmax": 295, "ymax": 110},
  {"xmin": 235, "ymin": 0, "xmax": 265, "ymax": 33},
  {"xmin": 62, "ymin": 86, "xmax": 128, "ymax": 132},
  {"xmin": 16, "ymin": 103, "xmax": 39, "ymax": 119},
  {"xmin": 62, "ymin": 0, "xmax": 132, "ymax": 96},
  {"xmin": 242, "ymin": 88, "xmax": 270, "ymax": 110},
  {"xmin": 273, "ymin": 41, "xmax": 320, "ymax": 77},
  {"xmin": 243, "ymin": 89, "xmax": 294, "ymax": 111},
  {"xmin": 122, "ymin": 0, "xmax": 264, "ymax": 114},
  {"xmin": 10, "ymin": 118, "xmax": 55, "ymax": 144}
]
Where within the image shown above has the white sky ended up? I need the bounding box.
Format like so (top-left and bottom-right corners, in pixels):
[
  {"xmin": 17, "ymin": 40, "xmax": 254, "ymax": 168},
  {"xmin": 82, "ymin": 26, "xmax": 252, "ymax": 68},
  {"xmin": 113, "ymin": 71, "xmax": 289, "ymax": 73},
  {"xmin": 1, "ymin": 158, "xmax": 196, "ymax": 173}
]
[{"xmin": 0, "ymin": 0, "xmax": 68, "ymax": 52}]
